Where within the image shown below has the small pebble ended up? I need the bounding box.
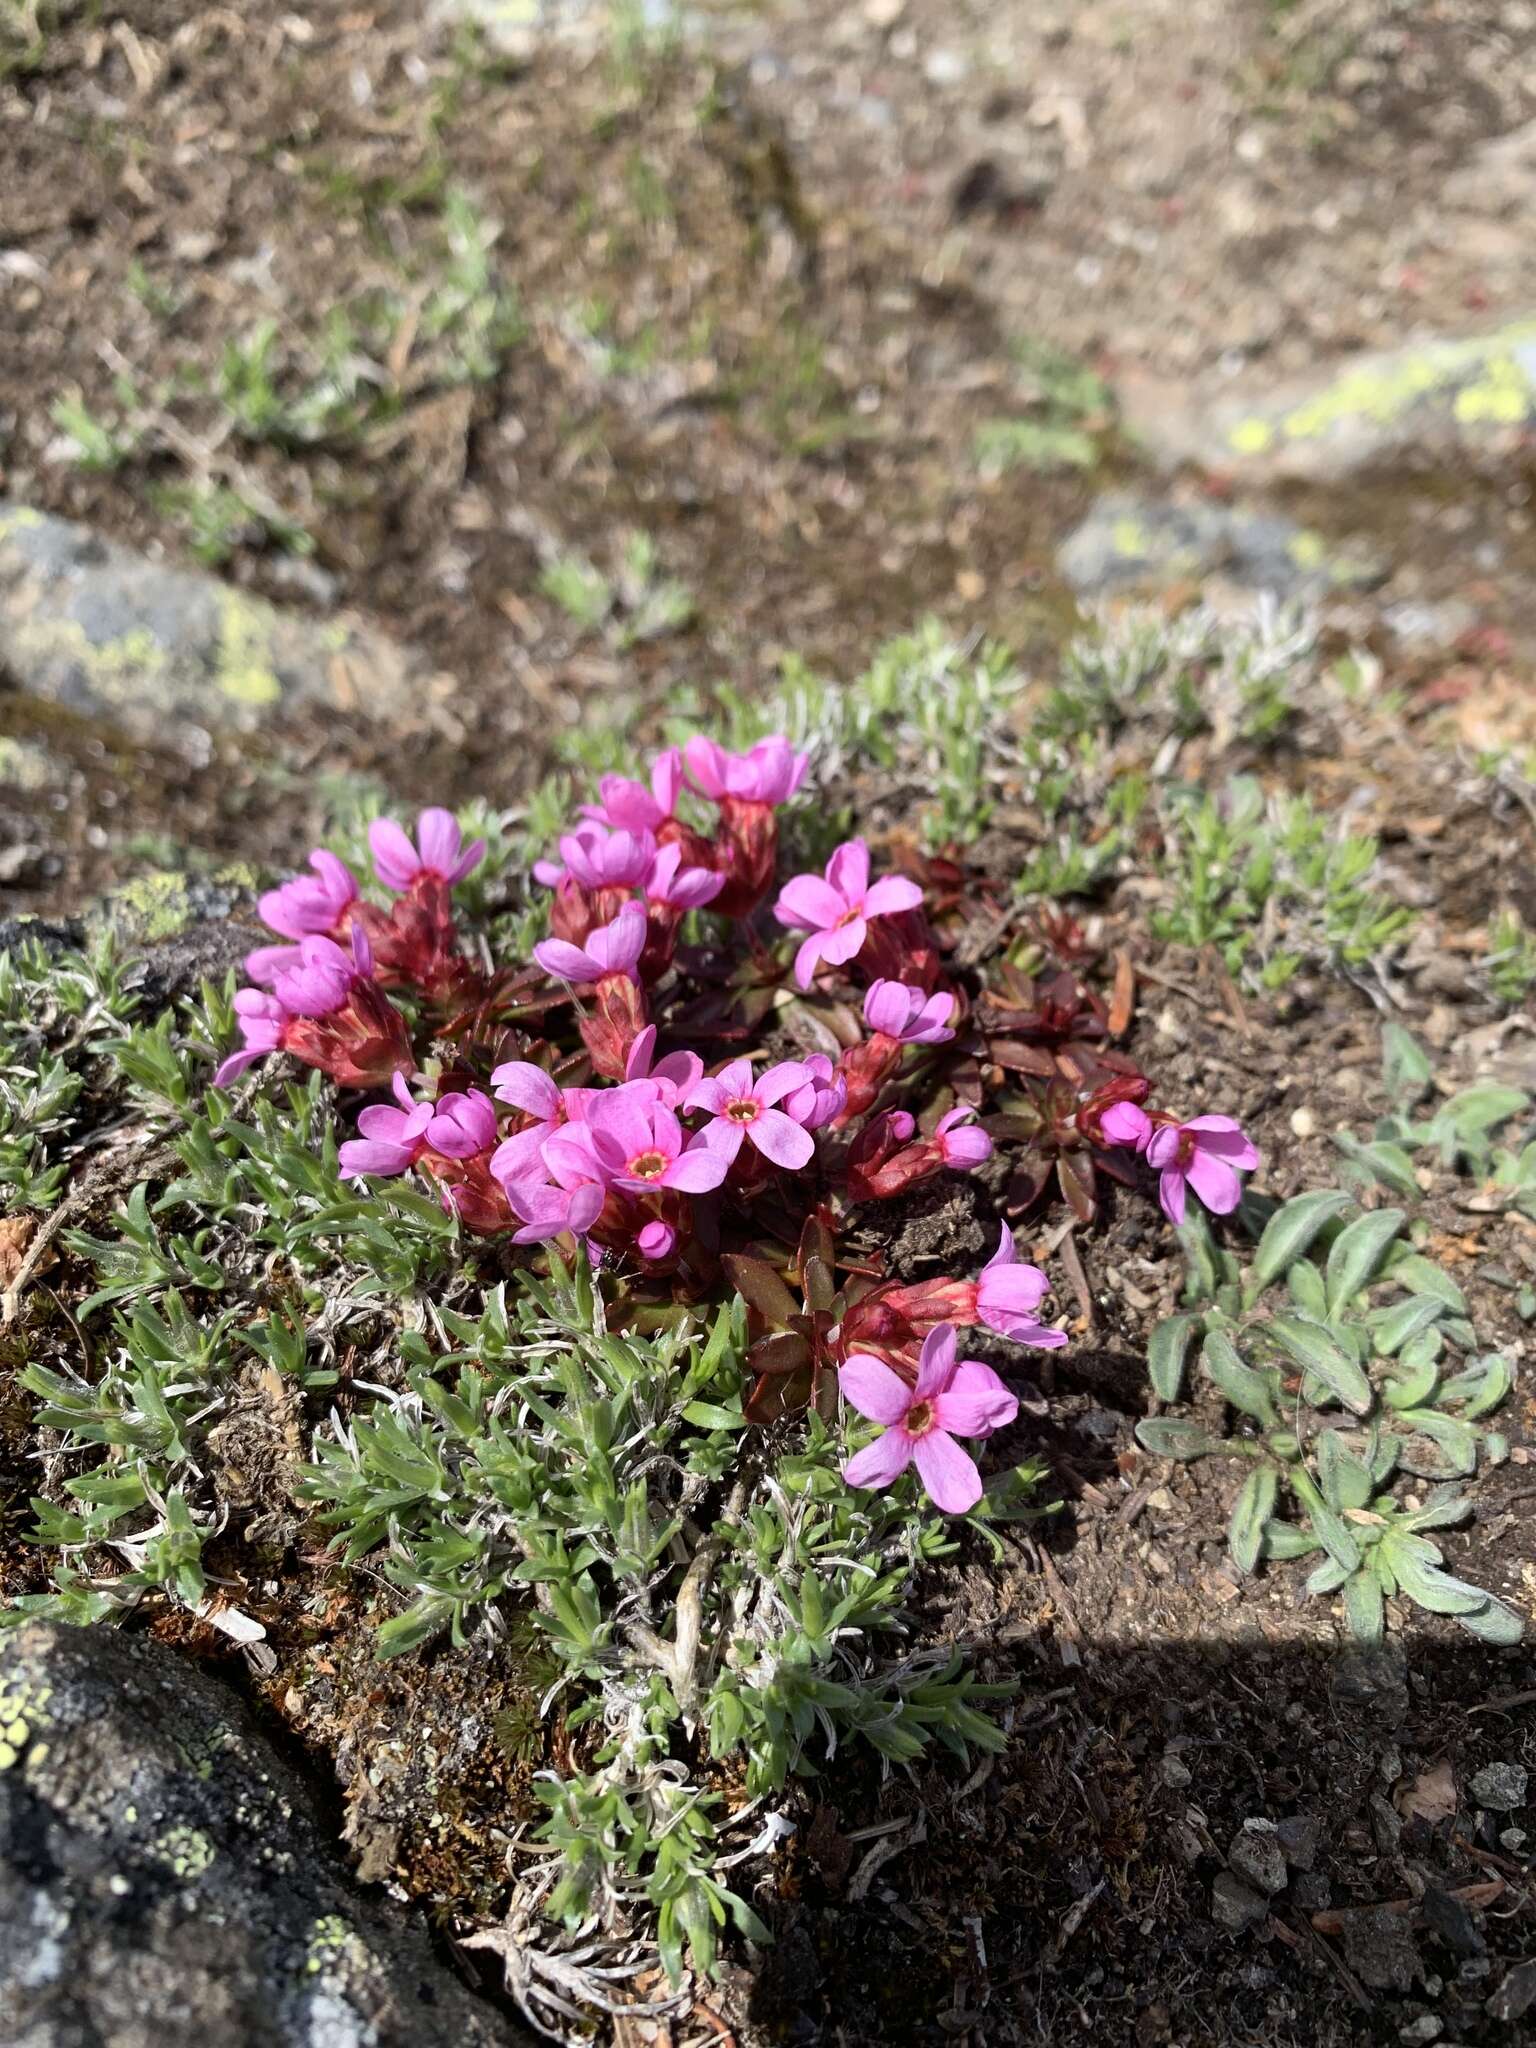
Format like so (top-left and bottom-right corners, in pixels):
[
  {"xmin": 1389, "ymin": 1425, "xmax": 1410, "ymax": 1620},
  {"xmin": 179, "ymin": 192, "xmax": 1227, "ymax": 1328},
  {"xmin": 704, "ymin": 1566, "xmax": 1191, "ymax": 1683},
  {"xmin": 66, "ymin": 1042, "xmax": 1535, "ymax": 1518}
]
[
  {"xmin": 1399, "ymin": 2018, "xmax": 1441, "ymax": 2046},
  {"xmin": 1160, "ymin": 1754, "xmax": 1192, "ymax": 1790},
  {"xmin": 1228, "ymin": 1819, "xmax": 1286, "ymax": 1897},
  {"xmin": 1289, "ymin": 1106, "xmax": 1316, "ymax": 1138},
  {"xmin": 1470, "ymin": 1762, "xmax": 1528, "ymax": 1812},
  {"xmin": 1211, "ymin": 1870, "xmax": 1268, "ymax": 1931}
]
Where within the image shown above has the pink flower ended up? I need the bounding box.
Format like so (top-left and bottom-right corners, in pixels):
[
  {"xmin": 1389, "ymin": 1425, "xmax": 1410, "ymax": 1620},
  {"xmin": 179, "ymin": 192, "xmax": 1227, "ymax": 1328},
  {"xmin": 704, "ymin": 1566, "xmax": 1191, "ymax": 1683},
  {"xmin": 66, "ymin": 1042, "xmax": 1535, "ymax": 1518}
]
[
  {"xmin": 249, "ymin": 930, "xmax": 371, "ymax": 1018},
  {"xmin": 369, "ymin": 808, "xmax": 486, "ymax": 892},
  {"xmin": 684, "ymin": 735, "xmax": 808, "ymax": 806},
  {"xmin": 685, "ymin": 1058, "xmax": 817, "ymax": 1170},
  {"xmin": 645, "ymin": 841, "xmax": 725, "ymax": 909},
  {"xmin": 780, "ymin": 1053, "xmax": 847, "ymax": 1131},
  {"xmin": 212, "ymin": 990, "xmax": 287, "ymax": 1087},
  {"xmin": 1145, "ymin": 1116, "xmax": 1260, "ymax": 1226},
  {"xmin": 1099, "ymin": 1101, "xmax": 1152, "ymax": 1152},
  {"xmin": 503, "ymin": 1171, "xmax": 607, "ymax": 1246},
  {"xmin": 934, "ymin": 1106, "xmax": 992, "ymax": 1170},
  {"xmin": 624, "ymin": 1025, "xmax": 703, "ymax": 1107},
  {"xmin": 535, "ymin": 902, "xmax": 648, "ymax": 985},
  {"xmin": 584, "ymin": 1082, "xmax": 731, "ymax": 1193},
  {"xmin": 489, "ymin": 1061, "xmax": 564, "ymax": 1184},
  {"xmin": 585, "ymin": 749, "xmax": 686, "ymax": 833},
  {"xmin": 976, "ymin": 1226, "xmax": 1066, "ymax": 1348},
  {"xmin": 840, "ymin": 1325, "xmax": 1018, "ymax": 1515},
  {"xmin": 424, "ymin": 1090, "xmax": 498, "ymax": 1159},
  {"xmin": 258, "ymin": 850, "xmax": 357, "ymax": 940},
  {"xmin": 863, "ymin": 979, "xmax": 956, "ymax": 1045},
  {"xmin": 339, "ymin": 1073, "xmax": 433, "ymax": 1179},
  {"xmin": 773, "ymin": 841, "xmax": 925, "ymax": 990},
  {"xmin": 637, "ymin": 1219, "xmax": 677, "ymax": 1262},
  {"xmin": 537, "ymin": 823, "xmax": 656, "ymax": 892}
]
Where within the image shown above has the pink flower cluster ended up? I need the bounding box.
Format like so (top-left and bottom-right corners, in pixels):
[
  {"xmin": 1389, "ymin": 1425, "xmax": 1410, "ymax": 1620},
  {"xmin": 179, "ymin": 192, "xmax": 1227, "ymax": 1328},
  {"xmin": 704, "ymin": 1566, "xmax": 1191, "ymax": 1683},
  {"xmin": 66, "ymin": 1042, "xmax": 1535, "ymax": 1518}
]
[{"xmin": 217, "ymin": 731, "xmax": 1263, "ymax": 1519}]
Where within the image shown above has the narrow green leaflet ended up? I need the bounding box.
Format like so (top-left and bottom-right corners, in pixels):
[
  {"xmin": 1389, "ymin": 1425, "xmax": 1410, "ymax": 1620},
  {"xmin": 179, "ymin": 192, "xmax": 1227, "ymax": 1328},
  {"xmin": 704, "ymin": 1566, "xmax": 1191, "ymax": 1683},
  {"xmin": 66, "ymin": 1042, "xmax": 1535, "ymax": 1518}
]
[
  {"xmin": 1228, "ymin": 1466, "xmax": 1278, "ymax": 1576},
  {"xmin": 1266, "ymin": 1314, "xmax": 1373, "ymax": 1416},
  {"xmin": 1324, "ymin": 1207, "xmax": 1405, "ymax": 1315},
  {"xmin": 1248, "ymin": 1189, "xmax": 1354, "ymax": 1294},
  {"xmin": 1147, "ymin": 1314, "xmax": 1200, "ymax": 1402}
]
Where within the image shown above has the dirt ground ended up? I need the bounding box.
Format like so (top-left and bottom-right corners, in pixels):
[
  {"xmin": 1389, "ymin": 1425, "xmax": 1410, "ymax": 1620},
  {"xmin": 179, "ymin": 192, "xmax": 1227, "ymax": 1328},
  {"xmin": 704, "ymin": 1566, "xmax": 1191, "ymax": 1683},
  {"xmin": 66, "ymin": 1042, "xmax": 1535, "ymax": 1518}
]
[{"xmin": 4, "ymin": 3, "xmax": 1536, "ymax": 2045}]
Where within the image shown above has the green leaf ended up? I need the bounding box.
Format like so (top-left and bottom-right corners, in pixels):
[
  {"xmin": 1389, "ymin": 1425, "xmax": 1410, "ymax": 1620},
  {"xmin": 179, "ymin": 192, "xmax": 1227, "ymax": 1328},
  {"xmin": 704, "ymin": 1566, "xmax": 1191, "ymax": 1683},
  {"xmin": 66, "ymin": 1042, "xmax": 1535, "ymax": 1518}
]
[
  {"xmin": 1437, "ymin": 1353, "xmax": 1512, "ymax": 1421},
  {"xmin": 1248, "ymin": 1190, "xmax": 1354, "ymax": 1294},
  {"xmin": 1292, "ymin": 1469, "xmax": 1361, "ymax": 1574},
  {"xmin": 1442, "ymin": 1085, "xmax": 1529, "ymax": 1139},
  {"xmin": 1262, "ymin": 1520, "xmax": 1321, "ymax": 1560},
  {"xmin": 1147, "ymin": 1314, "xmax": 1200, "ymax": 1402},
  {"xmin": 1135, "ymin": 1418, "xmax": 1218, "ymax": 1461},
  {"xmin": 1388, "ymin": 1253, "xmax": 1467, "ymax": 1314},
  {"xmin": 1343, "ymin": 1568, "xmax": 1385, "ymax": 1644},
  {"xmin": 1266, "ymin": 1314, "xmax": 1374, "ymax": 1416},
  {"xmin": 1229, "ymin": 1466, "xmax": 1278, "ymax": 1575},
  {"xmin": 1382, "ymin": 1021, "xmax": 1433, "ymax": 1102},
  {"xmin": 1201, "ymin": 1329, "xmax": 1278, "ymax": 1426},
  {"xmin": 1316, "ymin": 1429, "xmax": 1373, "ymax": 1512},
  {"xmin": 1387, "ymin": 1542, "xmax": 1487, "ymax": 1616},
  {"xmin": 1457, "ymin": 1596, "xmax": 1525, "ymax": 1647},
  {"xmin": 1368, "ymin": 1294, "xmax": 1444, "ymax": 1358},
  {"xmin": 1396, "ymin": 1410, "xmax": 1479, "ymax": 1479},
  {"xmin": 1287, "ymin": 1259, "xmax": 1328, "ymax": 1319},
  {"xmin": 1332, "ymin": 1132, "xmax": 1422, "ymax": 1200},
  {"xmin": 1325, "ymin": 1207, "xmax": 1405, "ymax": 1314}
]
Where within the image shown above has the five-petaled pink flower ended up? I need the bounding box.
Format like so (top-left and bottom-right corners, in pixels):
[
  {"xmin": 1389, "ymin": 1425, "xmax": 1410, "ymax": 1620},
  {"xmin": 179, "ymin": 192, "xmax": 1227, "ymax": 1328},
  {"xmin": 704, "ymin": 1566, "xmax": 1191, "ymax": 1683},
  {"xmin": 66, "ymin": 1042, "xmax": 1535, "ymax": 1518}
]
[
  {"xmin": 582, "ymin": 1082, "xmax": 730, "ymax": 1193},
  {"xmin": 1099, "ymin": 1101, "xmax": 1152, "ymax": 1152},
  {"xmin": 781, "ymin": 1053, "xmax": 847, "ymax": 1131},
  {"xmin": 369, "ymin": 808, "xmax": 486, "ymax": 892},
  {"xmin": 584, "ymin": 748, "xmax": 686, "ymax": 833},
  {"xmin": 684, "ymin": 735, "xmax": 808, "ymax": 807},
  {"xmin": 934, "ymin": 1105, "xmax": 992, "ymax": 1169},
  {"xmin": 212, "ymin": 990, "xmax": 288, "ymax": 1087},
  {"xmin": 773, "ymin": 840, "xmax": 925, "ymax": 990},
  {"xmin": 863, "ymin": 979, "xmax": 956, "ymax": 1045},
  {"xmin": 976, "ymin": 1226, "xmax": 1066, "ymax": 1348},
  {"xmin": 624, "ymin": 1026, "xmax": 703, "ymax": 1106},
  {"xmin": 1145, "ymin": 1116, "xmax": 1259, "ymax": 1226},
  {"xmin": 258, "ymin": 850, "xmax": 357, "ymax": 940},
  {"xmin": 686, "ymin": 1058, "xmax": 817, "ymax": 1171},
  {"xmin": 535, "ymin": 823, "xmax": 657, "ymax": 891},
  {"xmin": 645, "ymin": 841, "xmax": 725, "ymax": 909},
  {"xmin": 535, "ymin": 902, "xmax": 648, "ymax": 986},
  {"xmin": 840, "ymin": 1324, "xmax": 1019, "ymax": 1515},
  {"xmin": 340, "ymin": 1073, "xmax": 433, "ymax": 1180}
]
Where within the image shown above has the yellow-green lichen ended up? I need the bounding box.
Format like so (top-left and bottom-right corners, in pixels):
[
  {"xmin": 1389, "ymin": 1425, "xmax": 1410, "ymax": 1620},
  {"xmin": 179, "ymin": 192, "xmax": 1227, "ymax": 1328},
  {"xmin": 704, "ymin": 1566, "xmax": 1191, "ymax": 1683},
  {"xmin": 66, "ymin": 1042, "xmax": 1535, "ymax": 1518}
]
[
  {"xmin": 216, "ymin": 590, "xmax": 283, "ymax": 708},
  {"xmin": 1111, "ymin": 517, "xmax": 1151, "ymax": 556},
  {"xmin": 0, "ymin": 736, "xmax": 52, "ymax": 791},
  {"xmin": 0, "ymin": 1676, "xmax": 53, "ymax": 1770},
  {"xmin": 0, "ymin": 505, "xmax": 45, "ymax": 538},
  {"xmin": 9, "ymin": 615, "xmax": 171, "ymax": 706},
  {"xmin": 304, "ymin": 1912, "xmax": 368, "ymax": 1978},
  {"xmin": 151, "ymin": 1824, "xmax": 217, "ymax": 1878},
  {"xmin": 1286, "ymin": 529, "xmax": 1327, "ymax": 571},
  {"xmin": 1228, "ymin": 417, "xmax": 1275, "ymax": 456},
  {"xmin": 109, "ymin": 870, "xmax": 193, "ymax": 942}
]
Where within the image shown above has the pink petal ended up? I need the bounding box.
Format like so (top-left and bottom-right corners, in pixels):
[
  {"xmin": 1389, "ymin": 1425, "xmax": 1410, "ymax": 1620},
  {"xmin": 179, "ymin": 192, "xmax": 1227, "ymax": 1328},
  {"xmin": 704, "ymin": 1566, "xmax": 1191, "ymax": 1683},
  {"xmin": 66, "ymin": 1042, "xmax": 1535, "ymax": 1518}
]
[
  {"xmin": 1187, "ymin": 1118, "xmax": 1260, "ymax": 1170},
  {"xmin": 339, "ymin": 1138, "xmax": 415, "ymax": 1179},
  {"xmin": 1144, "ymin": 1126, "xmax": 1182, "ymax": 1170},
  {"xmin": 843, "ymin": 1428, "xmax": 915, "ymax": 1492},
  {"xmin": 651, "ymin": 747, "xmax": 684, "ymax": 815},
  {"xmin": 753, "ymin": 1059, "xmax": 811, "ymax": 1107},
  {"xmin": 697, "ymin": 1118, "xmax": 745, "ymax": 1165},
  {"xmin": 212, "ymin": 1048, "xmax": 263, "ymax": 1087},
  {"xmin": 978, "ymin": 1264, "xmax": 1050, "ymax": 1317},
  {"xmin": 1185, "ymin": 1149, "xmax": 1243, "ymax": 1216},
  {"xmin": 912, "ymin": 1430, "xmax": 982, "ymax": 1514},
  {"xmin": 861, "ymin": 874, "xmax": 925, "ymax": 919},
  {"xmin": 447, "ymin": 837, "xmax": 487, "ymax": 886},
  {"xmin": 369, "ymin": 817, "xmax": 420, "ymax": 890},
  {"xmin": 932, "ymin": 1361, "xmax": 1019, "ymax": 1438},
  {"xmin": 1158, "ymin": 1166, "xmax": 1187, "ymax": 1226},
  {"xmin": 774, "ymin": 874, "xmax": 846, "ymax": 931},
  {"xmin": 662, "ymin": 1141, "xmax": 731, "ymax": 1193},
  {"xmin": 862, "ymin": 979, "xmax": 911, "ymax": 1037},
  {"xmin": 416, "ymin": 808, "xmax": 462, "ymax": 877},
  {"xmin": 982, "ymin": 1224, "xmax": 1017, "ymax": 1273},
  {"xmin": 683, "ymin": 736, "xmax": 727, "ymax": 800},
  {"xmin": 492, "ymin": 1061, "xmax": 563, "ymax": 1118},
  {"xmin": 826, "ymin": 840, "xmax": 870, "ymax": 904},
  {"xmin": 839, "ymin": 1353, "xmax": 913, "ymax": 1425},
  {"xmin": 913, "ymin": 1324, "xmax": 957, "ymax": 1401},
  {"xmin": 534, "ymin": 938, "xmax": 599, "ymax": 983},
  {"xmin": 793, "ymin": 930, "xmax": 832, "ymax": 990},
  {"xmin": 590, "ymin": 1085, "xmax": 661, "ymax": 1163},
  {"xmin": 1100, "ymin": 1102, "xmax": 1153, "ymax": 1150},
  {"xmin": 747, "ymin": 1109, "xmax": 814, "ymax": 1170},
  {"xmin": 814, "ymin": 917, "xmax": 866, "ymax": 968}
]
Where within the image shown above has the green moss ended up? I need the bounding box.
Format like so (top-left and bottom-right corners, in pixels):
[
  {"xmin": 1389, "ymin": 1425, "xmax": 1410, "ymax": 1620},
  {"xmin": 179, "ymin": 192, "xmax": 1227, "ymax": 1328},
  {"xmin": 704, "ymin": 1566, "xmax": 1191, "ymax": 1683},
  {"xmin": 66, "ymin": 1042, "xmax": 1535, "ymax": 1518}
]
[
  {"xmin": 108, "ymin": 870, "xmax": 194, "ymax": 943},
  {"xmin": 151, "ymin": 1822, "xmax": 216, "ymax": 1877}
]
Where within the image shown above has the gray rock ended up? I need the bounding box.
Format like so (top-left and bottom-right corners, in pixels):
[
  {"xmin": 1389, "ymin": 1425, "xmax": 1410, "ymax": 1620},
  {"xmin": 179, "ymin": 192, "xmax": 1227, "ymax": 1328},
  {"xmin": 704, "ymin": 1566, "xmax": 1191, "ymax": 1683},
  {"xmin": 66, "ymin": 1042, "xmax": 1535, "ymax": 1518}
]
[
  {"xmin": 0, "ymin": 504, "xmax": 428, "ymax": 751},
  {"xmin": 1275, "ymin": 1815, "xmax": 1319, "ymax": 1872},
  {"xmin": 1487, "ymin": 1958, "xmax": 1536, "ymax": 2023},
  {"xmin": 1057, "ymin": 490, "xmax": 1383, "ymax": 599},
  {"xmin": 1210, "ymin": 1871, "xmax": 1269, "ymax": 1932},
  {"xmin": 1228, "ymin": 1820, "xmax": 1287, "ymax": 1897},
  {"xmin": 1469, "ymin": 1762, "xmax": 1528, "ymax": 1812},
  {"xmin": 0, "ymin": 1621, "xmax": 527, "ymax": 2048},
  {"xmin": 1398, "ymin": 2018, "xmax": 1441, "ymax": 2046},
  {"xmin": 1339, "ymin": 1906, "xmax": 1422, "ymax": 1994},
  {"xmin": 1120, "ymin": 318, "xmax": 1536, "ymax": 483}
]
